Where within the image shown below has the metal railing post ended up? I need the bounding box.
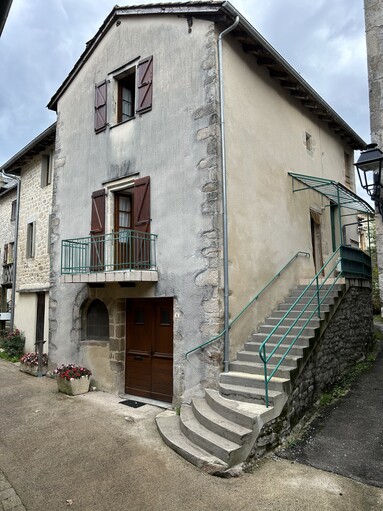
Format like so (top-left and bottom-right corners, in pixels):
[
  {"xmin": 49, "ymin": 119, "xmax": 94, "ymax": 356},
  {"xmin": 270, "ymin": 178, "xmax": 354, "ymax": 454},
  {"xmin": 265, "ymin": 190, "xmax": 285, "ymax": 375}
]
[{"xmin": 316, "ymin": 275, "xmax": 321, "ymax": 318}]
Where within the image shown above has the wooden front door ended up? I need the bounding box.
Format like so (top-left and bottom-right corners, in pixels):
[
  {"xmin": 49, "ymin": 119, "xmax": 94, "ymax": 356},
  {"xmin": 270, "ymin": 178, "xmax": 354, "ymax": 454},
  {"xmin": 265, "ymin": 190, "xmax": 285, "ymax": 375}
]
[{"xmin": 125, "ymin": 298, "xmax": 173, "ymax": 403}]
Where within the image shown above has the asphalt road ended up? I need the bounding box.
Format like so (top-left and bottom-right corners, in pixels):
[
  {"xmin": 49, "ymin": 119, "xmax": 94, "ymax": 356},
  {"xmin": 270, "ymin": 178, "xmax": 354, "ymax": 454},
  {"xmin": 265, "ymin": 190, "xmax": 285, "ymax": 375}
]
[
  {"xmin": 278, "ymin": 341, "xmax": 383, "ymax": 488},
  {"xmin": 0, "ymin": 359, "xmax": 382, "ymax": 511}
]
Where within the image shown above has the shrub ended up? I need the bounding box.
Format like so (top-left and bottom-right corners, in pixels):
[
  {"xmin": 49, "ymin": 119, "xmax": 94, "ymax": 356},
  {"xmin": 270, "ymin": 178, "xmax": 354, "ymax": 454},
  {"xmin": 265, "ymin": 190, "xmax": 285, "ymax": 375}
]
[{"xmin": 2, "ymin": 329, "xmax": 25, "ymax": 358}]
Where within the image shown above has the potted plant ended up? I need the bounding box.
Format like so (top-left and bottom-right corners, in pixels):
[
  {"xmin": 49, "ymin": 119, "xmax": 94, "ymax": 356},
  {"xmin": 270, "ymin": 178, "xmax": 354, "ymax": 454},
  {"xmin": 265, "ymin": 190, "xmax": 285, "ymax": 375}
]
[
  {"xmin": 53, "ymin": 364, "xmax": 92, "ymax": 396},
  {"xmin": 20, "ymin": 352, "xmax": 48, "ymax": 376}
]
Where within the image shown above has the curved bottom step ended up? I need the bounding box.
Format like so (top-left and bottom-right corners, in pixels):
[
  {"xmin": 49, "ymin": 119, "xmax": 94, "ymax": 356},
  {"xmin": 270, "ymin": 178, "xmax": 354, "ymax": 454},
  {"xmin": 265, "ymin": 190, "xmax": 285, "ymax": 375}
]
[{"xmin": 156, "ymin": 410, "xmax": 228, "ymax": 474}]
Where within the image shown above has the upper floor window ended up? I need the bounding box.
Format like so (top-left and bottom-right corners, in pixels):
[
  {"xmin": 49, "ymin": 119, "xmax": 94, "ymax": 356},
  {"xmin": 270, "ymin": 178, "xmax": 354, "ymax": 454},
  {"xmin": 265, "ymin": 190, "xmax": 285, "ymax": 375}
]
[
  {"xmin": 94, "ymin": 55, "xmax": 153, "ymax": 133},
  {"xmin": 26, "ymin": 222, "xmax": 36, "ymax": 259},
  {"xmin": 10, "ymin": 200, "xmax": 16, "ymax": 221},
  {"xmin": 117, "ymin": 69, "xmax": 136, "ymax": 123},
  {"xmin": 41, "ymin": 153, "xmax": 52, "ymax": 187},
  {"xmin": 344, "ymin": 152, "xmax": 353, "ymax": 189}
]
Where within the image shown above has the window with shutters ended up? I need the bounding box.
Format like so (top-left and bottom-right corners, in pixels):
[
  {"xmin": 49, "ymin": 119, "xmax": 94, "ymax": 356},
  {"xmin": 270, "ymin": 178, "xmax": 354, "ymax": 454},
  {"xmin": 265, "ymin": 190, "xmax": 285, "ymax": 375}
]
[
  {"xmin": 112, "ymin": 55, "xmax": 153, "ymax": 126},
  {"xmin": 117, "ymin": 69, "xmax": 136, "ymax": 123},
  {"xmin": 91, "ymin": 176, "xmax": 151, "ymax": 271}
]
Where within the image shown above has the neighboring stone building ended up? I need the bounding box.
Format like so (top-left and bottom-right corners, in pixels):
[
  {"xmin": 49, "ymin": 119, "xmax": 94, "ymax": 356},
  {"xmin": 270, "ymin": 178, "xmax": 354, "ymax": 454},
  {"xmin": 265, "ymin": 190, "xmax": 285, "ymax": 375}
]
[
  {"xmin": 1, "ymin": 124, "xmax": 56, "ymax": 351},
  {"xmin": 0, "ymin": 181, "xmax": 16, "ymax": 331},
  {"xmin": 364, "ymin": 0, "xmax": 383, "ymax": 313}
]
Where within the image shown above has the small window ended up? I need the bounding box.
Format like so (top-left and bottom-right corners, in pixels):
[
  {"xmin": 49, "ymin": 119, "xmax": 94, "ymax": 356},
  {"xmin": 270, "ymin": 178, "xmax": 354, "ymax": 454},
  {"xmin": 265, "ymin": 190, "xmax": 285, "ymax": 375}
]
[
  {"xmin": 305, "ymin": 132, "xmax": 312, "ymax": 152},
  {"xmin": 344, "ymin": 152, "xmax": 353, "ymax": 188},
  {"xmin": 86, "ymin": 299, "xmax": 109, "ymax": 340},
  {"xmin": 41, "ymin": 154, "xmax": 52, "ymax": 187},
  {"xmin": 8, "ymin": 242, "xmax": 14, "ymax": 263},
  {"xmin": 117, "ymin": 69, "xmax": 136, "ymax": 123},
  {"xmin": 10, "ymin": 200, "xmax": 16, "ymax": 221},
  {"xmin": 26, "ymin": 222, "xmax": 36, "ymax": 258}
]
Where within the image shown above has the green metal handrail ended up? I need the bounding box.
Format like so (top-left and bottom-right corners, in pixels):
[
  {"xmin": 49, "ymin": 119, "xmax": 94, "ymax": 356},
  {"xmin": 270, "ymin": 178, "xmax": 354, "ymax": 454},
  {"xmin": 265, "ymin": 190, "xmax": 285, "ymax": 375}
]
[
  {"xmin": 259, "ymin": 247, "xmax": 343, "ymax": 408},
  {"xmin": 185, "ymin": 251, "xmax": 310, "ymax": 358}
]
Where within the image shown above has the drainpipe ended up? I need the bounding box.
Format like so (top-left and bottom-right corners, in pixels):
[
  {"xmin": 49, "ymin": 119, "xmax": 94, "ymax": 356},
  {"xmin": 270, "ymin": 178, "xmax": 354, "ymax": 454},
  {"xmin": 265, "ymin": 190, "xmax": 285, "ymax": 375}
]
[
  {"xmin": 1, "ymin": 169, "xmax": 21, "ymax": 331},
  {"xmin": 218, "ymin": 16, "xmax": 240, "ymax": 373}
]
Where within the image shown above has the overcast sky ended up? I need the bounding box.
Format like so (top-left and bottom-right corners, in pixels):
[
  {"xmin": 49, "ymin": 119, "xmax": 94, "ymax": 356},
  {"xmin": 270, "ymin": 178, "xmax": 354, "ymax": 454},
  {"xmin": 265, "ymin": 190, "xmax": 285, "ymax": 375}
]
[{"xmin": 0, "ymin": 0, "xmax": 370, "ymax": 169}]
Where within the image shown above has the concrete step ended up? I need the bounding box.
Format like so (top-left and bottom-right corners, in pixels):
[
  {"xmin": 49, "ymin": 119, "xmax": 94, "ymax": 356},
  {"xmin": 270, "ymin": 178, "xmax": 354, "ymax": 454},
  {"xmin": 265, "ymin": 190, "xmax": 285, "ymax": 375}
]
[
  {"xmin": 282, "ymin": 295, "xmax": 335, "ymax": 306},
  {"xmin": 220, "ymin": 371, "xmax": 290, "ymax": 393},
  {"xmin": 180, "ymin": 405, "xmax": 241, "ymax": 464},
  {"xmin": 278, "ymin": 302, "xmax": 331, "ymax": 312},
  {"xmin": 205, "ymin": 389, "xmax": 274, "ymax": 429},
  {"xmin": 219, "ymin": 381, "xmax": 284, "ymax": 407},
  {"xmin": 236, "ymin": 350, "xmax": 299, "ymax": 365},
  {"xmin": 272, "ymin": 307, "xmax": 329, "ymax": 318},
  {"xmin": 230, "ymin": 360, "xmax": 296, "ymax": 379},
  {"xmin": 265, "ymin": 316, "xmax": 321, "ymax": 327},
  {"xmin": 294, "ymin": 284, "xmax": 342, "ymax": 293},
  {"xmin": 156, "ymin": 411, "xmax": 227, "ymax": 472},
  {"xmin": 258, "ymin": 324, "xmax": 317, "ymax": 336},
  {"xmin": 246, "ymin": 340, "xmax": 309, "ymax": 357},
  {"xmin": 191, "ymin": 397, "xmax": 252, "ymax": 445},
  {"xmin": 249, "ymin": 334, "xmax": 311, "ymax": 355}
]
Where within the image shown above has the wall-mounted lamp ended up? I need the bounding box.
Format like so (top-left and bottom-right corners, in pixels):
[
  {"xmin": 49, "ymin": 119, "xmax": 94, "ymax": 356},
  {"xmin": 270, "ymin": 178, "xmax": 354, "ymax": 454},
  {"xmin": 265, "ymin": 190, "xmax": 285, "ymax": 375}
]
[{"xmin": 354, "ymin": 143, "xmax": 383, "ymax": 215}]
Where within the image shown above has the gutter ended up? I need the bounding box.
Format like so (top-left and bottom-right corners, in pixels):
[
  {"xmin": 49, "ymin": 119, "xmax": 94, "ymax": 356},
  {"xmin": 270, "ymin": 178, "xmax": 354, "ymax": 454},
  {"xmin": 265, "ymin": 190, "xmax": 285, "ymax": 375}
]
[{"xmin": 218, "ymin": 15, "xmax": 240, "ymax": 373}]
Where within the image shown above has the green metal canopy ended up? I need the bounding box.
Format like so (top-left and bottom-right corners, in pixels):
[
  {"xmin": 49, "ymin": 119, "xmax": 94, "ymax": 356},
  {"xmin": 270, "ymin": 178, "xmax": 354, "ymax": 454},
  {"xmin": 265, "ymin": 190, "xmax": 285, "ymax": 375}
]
[{"xmin": 288, "ymin": 172, "xmax": 375, "ymax": 215}]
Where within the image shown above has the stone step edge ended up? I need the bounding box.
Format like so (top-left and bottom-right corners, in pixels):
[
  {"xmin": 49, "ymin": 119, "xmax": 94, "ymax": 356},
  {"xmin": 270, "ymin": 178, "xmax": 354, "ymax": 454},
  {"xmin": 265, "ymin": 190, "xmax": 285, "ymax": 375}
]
[{"xmin": 156, "ymin": 411, "xmax": 228, "ymax": 474}]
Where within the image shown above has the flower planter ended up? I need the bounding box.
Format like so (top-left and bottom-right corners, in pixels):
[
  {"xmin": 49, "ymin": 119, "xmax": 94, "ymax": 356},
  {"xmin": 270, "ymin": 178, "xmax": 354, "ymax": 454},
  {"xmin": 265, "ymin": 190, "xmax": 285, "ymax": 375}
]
[
  {"xmin": 19, "ymin": 362, "xmax": 47, "ymax": 376},
  {"xmin": 57, "ymin": 375, "xmax": 90, "ymax": 396}
]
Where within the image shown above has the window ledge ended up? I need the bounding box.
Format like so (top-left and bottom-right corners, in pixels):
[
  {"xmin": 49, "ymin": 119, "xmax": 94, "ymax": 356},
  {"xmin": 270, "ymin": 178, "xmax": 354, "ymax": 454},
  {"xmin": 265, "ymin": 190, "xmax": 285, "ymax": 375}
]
[{"xmin": 109, "ymin": 117, "xmax": 136, "ymax": 130}]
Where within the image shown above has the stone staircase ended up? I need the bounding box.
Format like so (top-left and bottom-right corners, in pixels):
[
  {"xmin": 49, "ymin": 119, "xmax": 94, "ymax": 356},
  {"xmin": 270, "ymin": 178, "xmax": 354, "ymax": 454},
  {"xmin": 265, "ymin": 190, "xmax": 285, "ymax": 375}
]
[{"xmin": 156, "ymin": 283, "xmax": 344, "ymax": 474}]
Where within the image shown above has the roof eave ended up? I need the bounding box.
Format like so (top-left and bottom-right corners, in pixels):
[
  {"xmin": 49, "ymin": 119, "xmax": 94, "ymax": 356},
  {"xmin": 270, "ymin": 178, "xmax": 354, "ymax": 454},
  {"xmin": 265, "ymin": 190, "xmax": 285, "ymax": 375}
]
[{"xmin": 1, "ymin": 122, "xmax": 57, "ymax": 173}]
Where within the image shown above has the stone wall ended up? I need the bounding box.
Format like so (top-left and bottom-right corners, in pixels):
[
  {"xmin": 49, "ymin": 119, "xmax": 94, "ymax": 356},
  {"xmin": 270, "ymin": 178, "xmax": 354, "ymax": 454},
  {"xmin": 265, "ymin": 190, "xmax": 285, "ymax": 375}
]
[
  {"xmin": 17, "ymin": 151, "xmax": 54, "ymax": 289},
  {"xmin": 364, "ymin": 1, "xmax": 383, "ymax": 312},
  {"xmin": 251, "ymin": 280, "xmax": 373, "ymax": 458},
  {"xmin": 0, "ymin": 188, "xmax": 16, "ymax": 283}
]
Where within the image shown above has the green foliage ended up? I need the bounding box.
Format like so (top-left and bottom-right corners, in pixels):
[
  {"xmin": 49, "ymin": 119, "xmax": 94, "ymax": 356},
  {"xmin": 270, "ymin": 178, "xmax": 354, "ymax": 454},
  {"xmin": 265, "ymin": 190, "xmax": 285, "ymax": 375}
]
[
  {"xmin": 1, "ymin": 329, "xmax": 25, "ymax": 358},
  {"xmin": 0, "ymin": 351, "xmax": 19, "ymax": 363}
]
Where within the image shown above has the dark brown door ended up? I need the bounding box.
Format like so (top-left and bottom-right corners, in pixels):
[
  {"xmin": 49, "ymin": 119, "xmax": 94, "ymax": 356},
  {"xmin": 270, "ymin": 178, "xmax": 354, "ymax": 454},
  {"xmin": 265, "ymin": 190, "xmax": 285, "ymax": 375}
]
[
  {"xmin": 125, "ymin": 298, "xmax": 173, "ymax": 403},
  {"xmin": 35, "ymin": 293, "xmax": 45, "ymax": 343}
]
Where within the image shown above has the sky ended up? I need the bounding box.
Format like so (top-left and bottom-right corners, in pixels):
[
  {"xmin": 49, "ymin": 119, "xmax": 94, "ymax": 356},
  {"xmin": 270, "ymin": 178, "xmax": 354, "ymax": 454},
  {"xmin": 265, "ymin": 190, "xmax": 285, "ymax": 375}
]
[{"xmin": 0, "ymin": 0, "xmax": 370, "ymax": 171}]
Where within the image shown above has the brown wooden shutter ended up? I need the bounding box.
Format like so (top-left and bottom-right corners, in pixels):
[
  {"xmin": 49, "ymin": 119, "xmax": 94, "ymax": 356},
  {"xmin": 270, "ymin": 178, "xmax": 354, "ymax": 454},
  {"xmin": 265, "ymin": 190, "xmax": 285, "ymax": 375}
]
[
  {"xmin": 90, "ymin": 189, "xmax": 106, "ymax": 235},
  {"xmin": 133, "ymin": 177, "xmax": 150, "ymax": 233},
  {"xmin": 94, "ymin": 81, "xmax": 107, "ymax": 132},
  {"xmin": 136, "ymin": 56, "xmax": 153, "ymax": 114}
]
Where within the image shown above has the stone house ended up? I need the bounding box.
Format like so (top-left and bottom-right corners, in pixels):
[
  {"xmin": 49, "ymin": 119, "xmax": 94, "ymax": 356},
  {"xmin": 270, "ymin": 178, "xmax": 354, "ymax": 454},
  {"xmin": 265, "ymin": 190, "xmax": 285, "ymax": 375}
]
[
  {"xmin": 1, "ymin": 123, "xmax": 56, "ymax": 351},
  {"xmin": 45, "ymin": 1, "xmax": 373, "ymax": 470},
  {"xmin": 0, "ymin": 180, "xmax": 16, "ymax": 329}
]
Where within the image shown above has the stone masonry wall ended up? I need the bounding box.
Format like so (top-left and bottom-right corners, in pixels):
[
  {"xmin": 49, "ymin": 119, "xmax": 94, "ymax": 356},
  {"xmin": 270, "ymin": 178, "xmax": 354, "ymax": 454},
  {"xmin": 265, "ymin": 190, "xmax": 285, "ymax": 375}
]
[
  {"xmin": 251, "ymin": 281, "xmax": 373, "ymax": 458},
  {"xmin": 0, "ymin": 188, "xmax": 16, "ymax": 282},
  {"xmin": 17, "ymin": 151, "xmax": 54, "ymax": 289},
  {"xmin": 364, "ymin": 1, "xmax": 383, "ymax": 313}
]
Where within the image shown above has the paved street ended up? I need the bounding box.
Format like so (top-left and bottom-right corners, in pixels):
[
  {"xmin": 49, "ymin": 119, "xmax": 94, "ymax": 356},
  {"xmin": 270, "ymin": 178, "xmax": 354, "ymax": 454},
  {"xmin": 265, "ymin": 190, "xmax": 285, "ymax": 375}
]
[
  {"xmin": 1, "ymin": 359, "xmax": 383, "ymax": 511},
  {"xmin": 278, "ymin": 340, "xmax": 383, "ymax": 488}
]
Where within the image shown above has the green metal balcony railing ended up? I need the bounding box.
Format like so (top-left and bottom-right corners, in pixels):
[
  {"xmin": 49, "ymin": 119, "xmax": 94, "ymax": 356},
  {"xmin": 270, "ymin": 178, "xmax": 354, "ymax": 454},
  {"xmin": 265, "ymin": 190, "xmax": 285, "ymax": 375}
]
[{"xmin": 61, "ymin": 230, "xmax": 157, "ymax": 274}]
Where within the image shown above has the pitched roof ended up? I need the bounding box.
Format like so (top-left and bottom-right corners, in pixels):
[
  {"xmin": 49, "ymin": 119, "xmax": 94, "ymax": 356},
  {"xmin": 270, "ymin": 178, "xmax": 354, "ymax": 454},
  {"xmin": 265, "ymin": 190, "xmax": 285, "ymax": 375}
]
[
  {"xmin": 47, "ymin": 1, "xmax": 366, "ymax": 150},
  {"xmin": 1, "ymin": 123, "xmax": 56, "ymax": 174}
]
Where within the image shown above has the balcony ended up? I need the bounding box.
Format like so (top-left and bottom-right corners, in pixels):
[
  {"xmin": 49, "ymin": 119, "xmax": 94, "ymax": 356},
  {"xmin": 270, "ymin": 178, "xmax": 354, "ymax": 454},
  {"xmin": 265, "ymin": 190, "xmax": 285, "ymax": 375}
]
[
  {"xmin": 2, "ymin": 263, "xmax": 13, "ymax": 286},
  {"xmin": 60, "ymin": 230, "xmax": 158, "ymax": 284}
]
